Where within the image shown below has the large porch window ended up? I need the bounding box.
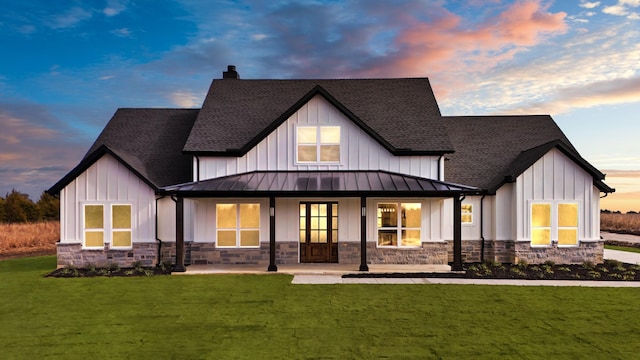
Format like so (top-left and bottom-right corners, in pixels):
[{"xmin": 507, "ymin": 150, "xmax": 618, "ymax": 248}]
[
  {"xmin": 377, "ymin": 202, "xmax": 421, "ymax": 247},
  {"xmin": 216, "ymin": 203, "xmax": 260, "ymax": 248}
]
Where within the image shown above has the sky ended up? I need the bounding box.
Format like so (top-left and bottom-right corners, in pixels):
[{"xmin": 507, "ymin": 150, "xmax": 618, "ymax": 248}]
[{"xmin": 0, "ymin": 0, "xmax": 639, "ymax": 212}]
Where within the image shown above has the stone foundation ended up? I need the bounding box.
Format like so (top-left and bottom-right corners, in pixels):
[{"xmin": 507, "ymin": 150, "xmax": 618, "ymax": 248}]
[
  {"xmin": 58, "ymin": 238, "xmax": 604, "ymax": 268},
  {"xmin": 514, "ymin": 241, "xmax": 603, "ymax": 264},
  {"xmin": 366, "ymin": 242, "xmax": 449, "ymax": 265},
  {"xmin": 187, "ymin": 242, "xmax": 298, "ymax": 265},
  {"xmin": 57, "ymin": 243, "xmax": 158, "ymax": 268},
  {"xmin": 445, "ymin": 239, "xmax": 603, "ymax": 264}
]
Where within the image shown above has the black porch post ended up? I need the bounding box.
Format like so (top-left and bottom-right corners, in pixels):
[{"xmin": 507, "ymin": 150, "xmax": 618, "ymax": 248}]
[
  {"xmin": 452, "ymin": 194, "xmax": 463, "ymax": 271},
  {"xmin": 359, "ymin": 196, "xmax": 369, "ymax": 271},
  {"xmin": 174, "ymin": 196, "xmax": 186, "ymax": 272},
  {"xmin": 268, "ymin": 196, "xmax": 277, "ymax": 272}
]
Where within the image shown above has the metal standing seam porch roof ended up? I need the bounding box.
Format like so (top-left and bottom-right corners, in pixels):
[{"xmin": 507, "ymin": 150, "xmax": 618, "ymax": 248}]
[{"xmin": 161, "ymin": 170, "xmax": 481, "ymax": 197}]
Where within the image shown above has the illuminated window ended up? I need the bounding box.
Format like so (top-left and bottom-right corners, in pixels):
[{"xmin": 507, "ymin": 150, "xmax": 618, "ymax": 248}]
[
  {"xmin": 297, "ymin": 126, "xmax": 340, "ymax": 163},
  {"xmin": 216, "ymin": 203, "xmax": 260, "ymax": 248},
  {"xmin": 84, "ymin": 205, "xmax": 104, "ymax": 248},
  {"xmin": 461, "ymin": 204, "xmax": 473, "ymax": 224},
  {"xmin": 377, "ymin": 202, "xmax": 421, "ymax": 247},
  {"xmin": 111, "ymin": 205, "xmax": 132, "ymax": 248},
  {"xmin": 530, "ymin": 202, "xmax": 579, "ymax": 246},
  {"xmin": 531, "ymin": 203, "xmax": 551, "ymax": 246},
  {"xmin": 83, "ymin": 204, "xmax": 132, "ymax": 249},
  {"xmin": 558, "ymin": 203, "xmax": 578, "ymax": 246}
]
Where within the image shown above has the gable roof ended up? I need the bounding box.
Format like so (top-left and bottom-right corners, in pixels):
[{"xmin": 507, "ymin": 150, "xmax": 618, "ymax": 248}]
[
  {"xmin": 183, "ymin": 78, "xmax": 453, "ymax": 155},
  {"xmin": 48, "ymin": 108, "xmax": 198, "ymax": 194},
  {"xmin": 442, "ymin": 115, "xmax": 614, "ymax": 194}
]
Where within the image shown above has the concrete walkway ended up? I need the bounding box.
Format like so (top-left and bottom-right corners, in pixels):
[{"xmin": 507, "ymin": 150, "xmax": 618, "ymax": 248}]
[
  {"xmin": 604, "ymin": 249, "xmax": 640, "ymax": 265},
  {"xmin": 291, "ymin": 275, "xmax": 640, "ymax": 287},
  {"xmin": 602, "ymin": 231, "xmax": 640, "ymax": 265},
  {"xmin": 601, "ymin": 231, "xmax": 640, "ymax": 246}
]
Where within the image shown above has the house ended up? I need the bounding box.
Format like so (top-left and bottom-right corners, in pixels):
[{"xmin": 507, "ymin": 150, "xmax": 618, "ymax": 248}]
[{"xmin": 48, "ymin": 65, "xmax": 614, "ymax": 271}]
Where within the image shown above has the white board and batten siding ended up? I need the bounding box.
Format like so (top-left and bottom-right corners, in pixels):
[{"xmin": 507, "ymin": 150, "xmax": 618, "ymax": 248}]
[
  {"xmin": 514, "ymin": 148, "xmax": 600, "ymax": 241},
  {"xmin": 59, "ymin": 154, "xmax": 156, "ymax": 244},
  {"xmin": 441, "ymin": 196, "xmax": 493, "ymax": 241},
  {"xmin": 197, "ymin": 95, "xmax": 440, "ymax": 180}
]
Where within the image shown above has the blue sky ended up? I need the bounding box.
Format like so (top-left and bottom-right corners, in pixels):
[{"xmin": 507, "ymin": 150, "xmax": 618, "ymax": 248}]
[{"xmin": 1, "ymin": 0, "xmax": 639, "ymax": 211}]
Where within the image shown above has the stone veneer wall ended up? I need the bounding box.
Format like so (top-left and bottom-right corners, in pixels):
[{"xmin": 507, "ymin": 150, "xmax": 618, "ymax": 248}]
[
  {"xmin": 57, "ymin": 243, "xmax": 157, "ymax": 268},
  {"xmin": 513, "ymin": 241, "xmax": 603, "ymax": 264},
  {"xmin": 58, "ymin": 239, "xmax": 604, "ymax": 268},
  {"xmin": 445, "ymin": 240, "xmax": 603, "ymax": 264},
  {"xmin": 58, "ymin": 241, "xmax": 300, "ymax": 268},
  {"xmin": 187, "ymin": 242, "xmax": 298, "ymax": 265},
  {"xmin": 357, "ymin": 242, "xmax": 449, "ymax": 265}
]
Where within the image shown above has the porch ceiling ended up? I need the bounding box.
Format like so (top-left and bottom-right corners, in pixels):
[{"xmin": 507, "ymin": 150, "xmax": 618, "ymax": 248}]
[{"xmin": 161, "ymin": 170, "xmax": 480, "ymax": 197}]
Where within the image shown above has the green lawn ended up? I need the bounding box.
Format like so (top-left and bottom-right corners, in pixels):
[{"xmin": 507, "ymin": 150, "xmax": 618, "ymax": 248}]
[
  {"xmin": 605, "ymin": 244, "xmax": 640, "ymax": 253},
  {"xmin": 1, "ymin": 257, "xmax": 639, "ymax": 359}
]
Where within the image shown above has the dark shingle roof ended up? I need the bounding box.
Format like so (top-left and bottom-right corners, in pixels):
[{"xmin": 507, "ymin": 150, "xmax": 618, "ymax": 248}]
[
  {"xmin": 442, "ymin": 115, "xmax": 612, "ymax": 193},
  {"xmin": 183, "ymin": 78, "xmax": 453, "ymax": 155},
  {"xmin": 49, "ymin": 108, "xmax": 198, "ymax": 194}
]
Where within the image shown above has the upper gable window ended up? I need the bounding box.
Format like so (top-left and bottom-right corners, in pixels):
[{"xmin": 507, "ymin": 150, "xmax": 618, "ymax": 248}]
[{"xmin": 296, "ymin": 126, "xmax": 341, "ymax": 163}]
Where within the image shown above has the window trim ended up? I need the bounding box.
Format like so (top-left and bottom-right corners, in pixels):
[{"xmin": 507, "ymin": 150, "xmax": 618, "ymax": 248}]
[
  {"xmin": 83, "ymin": 204, "xmax": 104, "ymax": 249},
  {"xmin": 530, "ymin": 202, "xmax": 552, "ymax": 247},
  {"xmin": 82, "ymin": 202, "xmax": 134, "ymax": 250},
  {"xmin": 529, "ymin": 201, "xmax": 580, "ymax": 247},
  {"xmin": 557, "ymin": 202, "xmax": 579, "ymax": 247},
  {"xmin": 376, "ymin": 202, "xmax": 422, "ymax": 248},
  {"xmin": 461, "ymin": 203, "xmax": 473, "ymax": 225},
  {"xmin": 215, "ymin": 202, "xmax": 261, "ymax": 249},
  {"xmin": 295, "ymin": 125, "xmax": 341, "ymax": 164},
  {"xmin": 110, "ymin": 204, "xmax": 133, "ymax": 250}
]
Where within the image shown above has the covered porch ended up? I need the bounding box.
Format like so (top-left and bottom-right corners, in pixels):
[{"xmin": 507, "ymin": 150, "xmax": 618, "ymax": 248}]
[{"xmin": 161, "ymin": 170, "xmax": 480, "ymax": 272}]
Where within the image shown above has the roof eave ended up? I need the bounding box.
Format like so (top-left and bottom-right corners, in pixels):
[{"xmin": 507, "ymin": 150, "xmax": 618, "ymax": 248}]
[{"xmin": 47, "ymin": 145, "xmax": 159, "ymax": 195}]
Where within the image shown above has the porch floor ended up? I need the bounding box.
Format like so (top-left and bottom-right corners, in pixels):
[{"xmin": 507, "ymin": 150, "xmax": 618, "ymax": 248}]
[{"xmin": 174, "ymin": 263, "xmax": 452, "ymax": 275}]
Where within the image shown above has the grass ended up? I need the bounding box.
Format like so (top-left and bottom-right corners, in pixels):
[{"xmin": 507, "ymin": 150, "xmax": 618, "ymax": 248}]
[
  {"xmin": 1, "ymin": 257, "xmax": 640, "ymax": 359},
  {"xmin": 0, "ymin": 221, "xmax": 59, "ymax": 258},
  {"xmin": 601, "ymin": 212, "xmax": 640, "ymax": 235},
  {"xmin": 605, "ymin": 244, "xmax": 640, "ymax": 253}
]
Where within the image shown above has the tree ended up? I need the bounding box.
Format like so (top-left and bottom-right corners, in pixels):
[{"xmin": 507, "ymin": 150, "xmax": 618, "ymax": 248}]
[
  {"xmin": 3, "ymin": 190, "xmax": 40, "ymax": 223},
  {"xmin": 0, "ymin": 196, "xmax": 5, "ymax": 223},
  {"xmin": 37, "ymin": 192, "xmax": 60, "ymax": 221}
]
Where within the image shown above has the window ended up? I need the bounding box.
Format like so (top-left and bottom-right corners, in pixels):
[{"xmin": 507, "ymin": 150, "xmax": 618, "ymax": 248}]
[
  {"xmin": 377, "ymin": 203, "xmax": 421, "ymax": 247},
  {"xmin": 531, "ymin": 203, "xmax": 551, "ymax": 246},
  {"xmin": 216, "ymin": 203, "xmax": 260, "ymax": 247},
  {"xmin": 461, "ymin": 204, "xmax": 473, "ymax": 224},
  {"xmin": 530, "ymin": 202, "xmax": 579, "ymax": 246},
  {"xmin": 83, "ymin": 204, "xmax": 132, "ymax": 249},
  {"xmin": 558, "ymin": 203, "xmax": 578, "ymax": 246},
  {"xmin": 297, "ymin": 126, "xmax": 340, "ymax": 163},
  {"xmin": 111, "ymin": 205, "xmax": 132, "ymax": 248},
  {"xmin": 84, "ymin": 205, "xmax": 104, "ymax": 248}
]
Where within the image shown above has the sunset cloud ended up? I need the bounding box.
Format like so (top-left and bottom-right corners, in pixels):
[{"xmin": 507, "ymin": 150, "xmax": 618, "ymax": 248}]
[{"xmin": 580, "ymin": 1, "xmax": 601, "ymax": 9}]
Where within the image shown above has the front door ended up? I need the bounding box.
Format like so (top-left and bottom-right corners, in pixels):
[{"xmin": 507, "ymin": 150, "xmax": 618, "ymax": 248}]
[{"xmin": 300, "ymin": 202, "xmax": 338, "ymax": 263}]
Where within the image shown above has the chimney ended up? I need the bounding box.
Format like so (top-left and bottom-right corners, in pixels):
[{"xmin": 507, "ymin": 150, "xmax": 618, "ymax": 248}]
[{"xmin": 223, "ymin": 65, "xmax": 239, "ymax": 79}]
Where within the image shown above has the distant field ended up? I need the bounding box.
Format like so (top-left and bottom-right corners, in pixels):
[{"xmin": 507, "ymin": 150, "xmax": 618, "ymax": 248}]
[
  {"xmin": 601, "ymin": 212, "xmax": 640, "ymax": 236},
  {"xmin": 0, "ymin": 221, "xmax": 59, "ymax": 259}
]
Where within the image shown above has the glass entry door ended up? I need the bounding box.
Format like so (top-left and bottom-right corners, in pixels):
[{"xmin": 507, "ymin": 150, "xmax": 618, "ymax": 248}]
[{"xmin": 299, "ymin": 203, "xmax": 338, "ymax": 263}]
